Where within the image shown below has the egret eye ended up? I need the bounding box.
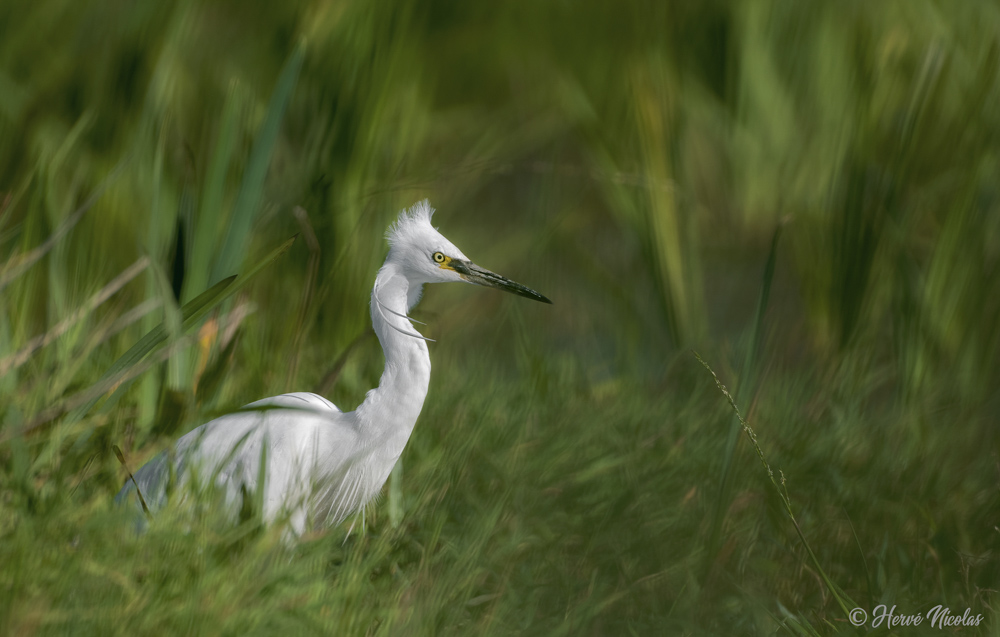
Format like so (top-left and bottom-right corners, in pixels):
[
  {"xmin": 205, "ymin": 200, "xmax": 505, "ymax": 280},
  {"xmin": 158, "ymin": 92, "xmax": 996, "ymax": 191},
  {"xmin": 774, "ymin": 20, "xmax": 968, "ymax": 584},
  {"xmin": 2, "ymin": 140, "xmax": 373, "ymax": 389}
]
[{"xmin": 432, "ymin": 252, "xmax": 446, "ymax": 263}]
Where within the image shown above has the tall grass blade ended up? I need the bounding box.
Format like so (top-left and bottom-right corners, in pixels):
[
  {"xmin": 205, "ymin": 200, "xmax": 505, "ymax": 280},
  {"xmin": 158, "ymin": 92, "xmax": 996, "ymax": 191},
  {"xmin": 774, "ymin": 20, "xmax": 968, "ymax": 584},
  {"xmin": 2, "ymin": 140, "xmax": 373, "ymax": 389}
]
[
  {"xmin": 95, "ymin": 236, "xmax": 297, "ymax": 416},
  {"xmin": 60, "ymin": 275, "xmax": 235, "ymax": 424},
  {"xmin": 631, "ymin": 58, "xmax": 691, "ymax": 345},
  {"xmin": 0, "ymin": 257, "xmax": 149, "ymax": 376},
  {"xmin": 209, "ymin": 42, "xmax": 305, "ymax": 285},
  {"xmin": 0, "ymin": 162, "xmax": 125, "ymax": 292},
  {"xmin": 694, "ymin": 351, "xmax": 857, "ymax": 618},
  {"xmin": 704, "ymin": 223, "xmax": 782, "ymax": 579},
  {"xmin": 185, "ymin": 83, "xmax": 246, "ymax": 303},
  {"xmin": 62, "ymin": 235, "xmax": 295, "ymax": 423},
  {"xmin": 113, "ymin": 444, "xmax": 152, "ymax": 520}
]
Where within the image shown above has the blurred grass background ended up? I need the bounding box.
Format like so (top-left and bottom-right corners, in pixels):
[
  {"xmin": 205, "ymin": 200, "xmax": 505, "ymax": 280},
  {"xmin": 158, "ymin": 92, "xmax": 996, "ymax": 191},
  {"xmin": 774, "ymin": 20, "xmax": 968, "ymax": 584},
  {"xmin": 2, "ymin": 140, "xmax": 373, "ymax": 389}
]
[{"xmin": 2, "ymin": 0, "xmax": 999, "ymax": 634}]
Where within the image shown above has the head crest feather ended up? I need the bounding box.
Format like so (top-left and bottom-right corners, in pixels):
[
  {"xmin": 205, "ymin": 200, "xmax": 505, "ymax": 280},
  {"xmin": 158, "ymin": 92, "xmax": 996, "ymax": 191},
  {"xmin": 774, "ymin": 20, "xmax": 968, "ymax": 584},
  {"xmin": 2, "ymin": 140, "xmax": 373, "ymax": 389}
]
[{"xmin": 387, "ymin": 200, "xmax": 435, "ymax": 247}]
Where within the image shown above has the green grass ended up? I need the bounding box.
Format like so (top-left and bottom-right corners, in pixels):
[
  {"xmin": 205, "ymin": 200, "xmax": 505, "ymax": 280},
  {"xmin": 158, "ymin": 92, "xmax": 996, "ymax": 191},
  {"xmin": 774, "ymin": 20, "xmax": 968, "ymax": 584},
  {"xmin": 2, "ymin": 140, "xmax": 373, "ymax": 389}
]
[{"xmin": 2, "ymin": 0, "xmax": 999, "ymax": 634}]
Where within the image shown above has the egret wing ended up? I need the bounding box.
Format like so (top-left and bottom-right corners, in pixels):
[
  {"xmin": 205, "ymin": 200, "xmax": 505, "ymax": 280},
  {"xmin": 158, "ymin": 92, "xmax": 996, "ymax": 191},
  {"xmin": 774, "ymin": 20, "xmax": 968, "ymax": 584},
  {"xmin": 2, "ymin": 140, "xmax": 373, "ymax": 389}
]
[{"xmin": 117, "ymin": 392, "xmax": 360, "ymax": 535}]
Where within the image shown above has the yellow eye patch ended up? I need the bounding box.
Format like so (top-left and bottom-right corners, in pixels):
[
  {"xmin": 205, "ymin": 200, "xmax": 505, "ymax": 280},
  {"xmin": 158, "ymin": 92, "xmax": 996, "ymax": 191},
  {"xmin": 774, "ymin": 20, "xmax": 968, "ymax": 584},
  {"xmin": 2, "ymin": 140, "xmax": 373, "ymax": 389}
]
[{"xmin": 432, "ymin": 251, "xmax": 453, "ymax": 268}]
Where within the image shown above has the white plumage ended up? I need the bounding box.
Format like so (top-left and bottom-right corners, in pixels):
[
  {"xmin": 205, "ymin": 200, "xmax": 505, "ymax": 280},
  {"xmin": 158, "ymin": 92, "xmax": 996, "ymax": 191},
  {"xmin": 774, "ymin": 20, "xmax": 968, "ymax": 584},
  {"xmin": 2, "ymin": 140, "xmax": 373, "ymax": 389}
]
[{"xmin": 116, "ymin": 201, "xmax": 550, "ymax": 535}]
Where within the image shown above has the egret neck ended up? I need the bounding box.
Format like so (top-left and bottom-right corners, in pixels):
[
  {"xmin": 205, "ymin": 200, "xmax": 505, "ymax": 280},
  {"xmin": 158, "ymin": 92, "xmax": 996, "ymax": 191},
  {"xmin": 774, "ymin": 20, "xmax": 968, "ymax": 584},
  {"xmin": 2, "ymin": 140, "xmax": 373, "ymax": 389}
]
[{"xmin": 355, "ymin": 262, "xmax": 432, "ymax": 467}]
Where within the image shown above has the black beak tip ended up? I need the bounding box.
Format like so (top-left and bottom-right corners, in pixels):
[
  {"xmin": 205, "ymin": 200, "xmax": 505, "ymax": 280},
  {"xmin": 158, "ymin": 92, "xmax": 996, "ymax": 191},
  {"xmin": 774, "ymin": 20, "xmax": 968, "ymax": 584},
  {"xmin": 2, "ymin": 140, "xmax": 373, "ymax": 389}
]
[
  {"xmin": 513, "ymin": 286, "xmax": 551, "ymax": 304},
  {"xmin": 459, "ymin": 260, "xmax": 552, "ymax": 305}
]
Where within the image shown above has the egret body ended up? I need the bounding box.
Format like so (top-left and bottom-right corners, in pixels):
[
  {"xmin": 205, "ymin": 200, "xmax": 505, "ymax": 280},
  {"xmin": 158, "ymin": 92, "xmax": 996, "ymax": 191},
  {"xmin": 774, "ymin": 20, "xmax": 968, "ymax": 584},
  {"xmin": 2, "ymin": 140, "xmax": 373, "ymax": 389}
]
[{"xmin": 116, "ymin": 201, "xmax": 550, "ymax": 535}]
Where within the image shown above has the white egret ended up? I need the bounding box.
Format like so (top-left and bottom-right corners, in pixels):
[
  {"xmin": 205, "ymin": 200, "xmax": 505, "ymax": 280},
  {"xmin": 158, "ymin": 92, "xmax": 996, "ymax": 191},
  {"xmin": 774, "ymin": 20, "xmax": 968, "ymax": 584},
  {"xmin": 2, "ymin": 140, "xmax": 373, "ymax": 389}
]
[{"xmin": 116, "ymin": 200, "xmax": 550, "ymax": 536}]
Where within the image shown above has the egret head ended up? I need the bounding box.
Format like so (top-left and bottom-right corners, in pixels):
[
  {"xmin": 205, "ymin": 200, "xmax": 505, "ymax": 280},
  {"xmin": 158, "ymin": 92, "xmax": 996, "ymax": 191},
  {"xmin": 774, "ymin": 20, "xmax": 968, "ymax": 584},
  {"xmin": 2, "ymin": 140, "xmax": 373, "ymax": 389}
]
[{"xmin": 386, "ymin": 200, "xmax": 551, "ymax": 303}]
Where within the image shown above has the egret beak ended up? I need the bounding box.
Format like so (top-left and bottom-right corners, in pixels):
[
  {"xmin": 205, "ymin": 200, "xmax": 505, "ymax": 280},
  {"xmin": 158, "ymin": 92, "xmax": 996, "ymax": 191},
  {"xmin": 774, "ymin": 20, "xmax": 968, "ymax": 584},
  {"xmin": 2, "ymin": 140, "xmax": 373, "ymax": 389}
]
[{"xmin": 450, "ymin": 260, "xmax": 552, "ymax": 304}]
